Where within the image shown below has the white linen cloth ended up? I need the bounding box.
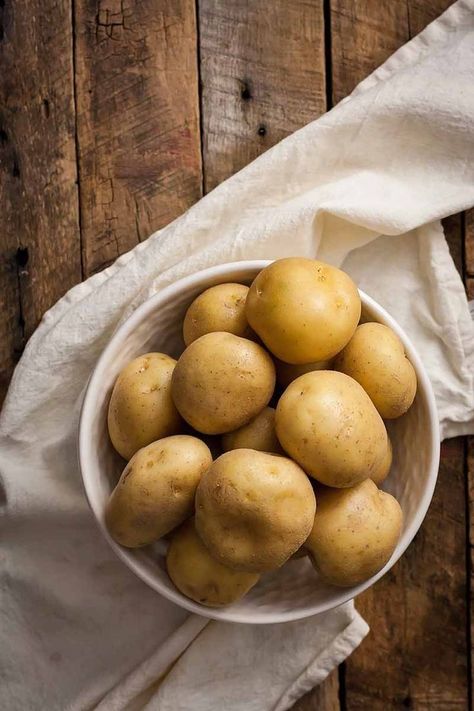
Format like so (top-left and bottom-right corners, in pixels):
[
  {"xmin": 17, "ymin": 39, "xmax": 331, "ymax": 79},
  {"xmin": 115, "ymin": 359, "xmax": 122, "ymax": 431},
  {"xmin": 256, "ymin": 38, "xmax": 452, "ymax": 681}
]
[{"xmin": 2, "ymin": 1, "xmax": 474, "ymax": 709}]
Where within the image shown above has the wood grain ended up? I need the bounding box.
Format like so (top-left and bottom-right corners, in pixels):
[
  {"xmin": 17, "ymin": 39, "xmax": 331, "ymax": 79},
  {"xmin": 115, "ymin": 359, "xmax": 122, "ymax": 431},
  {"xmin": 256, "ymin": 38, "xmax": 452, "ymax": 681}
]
[
  {"xmin": 468, "ymin": 437, "xmax": 474, "ymax": 706},
  {"xmin": 0, "ymin": 0, "xmax": 81, "ymax": 403},
  {"xmin": 73, "ymin": 0, "xmax": 202, "ymax": 276},
  {"xmin": 294, "ymin": 669, "xmax": 340, "ymax": 711},
  {"xmin": 465, "ymin": 209, "xmax": 474, "ymax": 277},
  {"xmin": 198, "ymin": 3, "xmax": 335, "ymax": 707},
  {"xmin": 406, "ymin": 0, "xmax": 457, "ymax": 37},
  {"xmin": 330, "ymin": 0, "xmax": 410, "ymax": 105},
  {"xmin": 345, "ymin": 439, "xmax": 469, "ymax": 710},
  {"xmin": 330, "ymin": 1, "xmax": 469, "ymax": 708},
  {"xmin": 198, "ymin": 0, "xmax": 326, "ymax": 192}
]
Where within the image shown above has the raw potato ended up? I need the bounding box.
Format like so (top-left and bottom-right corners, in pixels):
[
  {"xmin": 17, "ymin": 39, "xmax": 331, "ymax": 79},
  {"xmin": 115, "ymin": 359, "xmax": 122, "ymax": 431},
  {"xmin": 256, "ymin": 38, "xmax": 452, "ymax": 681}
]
[
  {"xmin": 275, "ymin": 358, "xmax": 333, "ymax": 389},
  {"xmin": 195, "ymin": 449, "xmax": 316, "ymax": 572},
  {"xmin": 105, "ymin": 435, "xmax": 212, "ymax": 548},
  {"xmin": 334, "ymin": 322, "xmax": 417, "ymax": 419},
  {"xmin": 275, "ymin": 370, "xmax": 388, "ymax": 487},
  {"xmin": 108, "ymin": 352, "xmax": 182, "ymax": 460},
  {"xmin": 305, "ymin": 479, "xmax": 403, "ymax": 587},
  {"xmin": 171, "ymin": 332, "xmax": 275, "ymax": 435},
  {"xmin": 183, "ymin": 283, "xmax": 253, "ymax": 346},
  {"xmin": 167, "ymin": 519, "xmax": 259, "ymax": 607},
  {"xmin": 221, "ymin": 407, "xmax": 282, "ymax": 454},
  {"xmin": 371, "ymin": 436, "xmax": 392, "ymax": 485},
  {"xmin": 246, "ymin": 258, "xmax": 361, "ymax": 364}
]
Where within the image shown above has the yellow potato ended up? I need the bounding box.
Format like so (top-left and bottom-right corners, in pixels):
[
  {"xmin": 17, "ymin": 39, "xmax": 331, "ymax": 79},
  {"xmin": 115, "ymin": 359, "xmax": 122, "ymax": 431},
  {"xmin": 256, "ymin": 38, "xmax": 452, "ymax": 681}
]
[
  {"xmin": 275, "ymin": 370, "xmax": 388, "ymax": 487},
  {"xmin": 171, "ymin": 332, "xmax": 275, "ymax": 435},
  {"xmin": 195, "ymin": 449, "xmax": 316, "ymax": 572},
  {"xmin": 108, "ymin": 352, "xmax": 182, "ymax": 460},
  {"xmin": 274, "ymin": 358, "xmax": 333, "ymax": 389},
  {"xmin": 183, "ymin": 283, "xmax": 253, "ymax": 345},
  {"xmin": 167, "ymin": 519, "xmax": 259, "ymax": 607},
  {"xmin": 105, "ymin": 435, "xmax": 212, "ymax": 548},
  {"xmin": 246, "ymin": 258, "xmax": 361, "ymax": 364},
  {"xmin": 334, "ymin": 322, "xmax": 417, "ymax": 419},
  {"xmin": 305, "ymin": 479, "xmax": 403, "ymax": 587},
  {"xmin": 221, "ymin": 407, "xmax": 282, "ymax": 454},
  {"xmin": 371, "ymin": 436, "xmax": 392, "ymax": 485}
]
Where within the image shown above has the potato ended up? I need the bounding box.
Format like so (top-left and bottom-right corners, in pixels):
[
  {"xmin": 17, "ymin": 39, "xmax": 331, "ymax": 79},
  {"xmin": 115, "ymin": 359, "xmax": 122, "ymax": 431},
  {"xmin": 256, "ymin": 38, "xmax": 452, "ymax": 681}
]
[
  {"xmin": 305, "ymin": 479, "xmax": 403, "ymax": 587},
  {"xmin": 275, "ymin": 358, "xmax": 333, "ymax": 389},
  {"xmin": 246, "ymin": 258, "xmax": 361, "ymax": 364},
  {"xmin": 334, "ymin": 322, "xmax": 417, "ymax": 419},
  {"xmin": 167, "ymin": 519, "xmax": 259, "ymax": 607},
  {"xmin": 275, "ymin": 370, "xmax": 388, "ymax": 487},
  {"xmin": 195, "ymin": 449, "xmax": 316, "ymax": 572},
  {"xmin": 108, "ymin": 352, "xmax": 182, "ymax": 460},
  {"xmin": 171, "ymin": 332, "xmax": 275, "ymax": 435},
  {"xmin": 221, "ymin": 407, "xmax": 282, "ymax": 454},
  {"xmin": 371, "ymin": 436, "xmax": 392, "ymax": 485},
  {"xmin": 105, "ymin": 435, "xmax": 212, "ymax": 548},
  {"xmin": 183, "ymin": 283, "xmax": 253, "ymax": 345}
]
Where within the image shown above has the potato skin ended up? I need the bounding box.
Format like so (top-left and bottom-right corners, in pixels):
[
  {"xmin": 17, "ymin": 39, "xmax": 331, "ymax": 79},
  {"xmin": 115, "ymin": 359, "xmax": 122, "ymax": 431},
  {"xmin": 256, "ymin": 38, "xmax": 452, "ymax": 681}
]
[
  {"xmin": 167, "ymin": 519, "xmax": 259, "ymax": 607},
  {"xmin": 221, "ymin": 407, "xmax": 283, "ymax": 454},
  {"xmin": 275, "ymin": 358, "xmax": 333, "ymax": 389},
  {"xmin": 305, "ymin": 479, "xmax": 403, "ymax": 587},
  {"xmin": 171, "ymin": 332, "xmax": 276, "ymax": 435},
  {"xmin": 195, "ymin": 449, "xmax": 316, "ymax": 572},
  {"xmin": 246, "ymin": 258, "xmax": 361, "ymax": 364},
  {"xmin": 334, "ymin": 322, "xmax": 417, "ymax": 419},
  {"xmin": 371, "ymin": 436, "xmax": 392, "ymax": 485},
  {"xmin": 183, "ymin": 283, "xmax": 252, "ymax": 346},
  {"xmin": 275, "ymin": 370, "xmax": 388, "ymax": 487},
  {"xmin": 108, "ymin": 353, "xmax": 182, "ymax": 461},
  {"xmin": 105, "ymin": 435, "xmax": 212, "ymax": 548}
]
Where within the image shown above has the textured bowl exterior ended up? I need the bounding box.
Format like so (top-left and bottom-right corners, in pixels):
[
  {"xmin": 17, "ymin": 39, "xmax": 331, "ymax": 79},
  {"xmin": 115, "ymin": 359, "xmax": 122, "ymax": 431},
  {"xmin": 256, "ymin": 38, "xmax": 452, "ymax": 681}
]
[{"xmin": 79, "ymin": 260, "xmax": 440, "ymax": 624}]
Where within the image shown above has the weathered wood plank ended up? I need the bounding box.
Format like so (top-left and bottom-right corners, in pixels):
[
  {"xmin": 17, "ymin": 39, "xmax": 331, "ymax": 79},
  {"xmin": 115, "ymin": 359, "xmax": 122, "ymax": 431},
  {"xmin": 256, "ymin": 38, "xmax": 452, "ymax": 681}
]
[
  {"xmin": 468, "ymin": 438, "xmax": 474, "ymax": 706},
  {"xmin": 73, "ymin": 0, "xmax": 202, "ymax": 276},
  {"xmin": 331, "ymin": 1, "xmax": 469, "ymax": 708},
  {"xmin": 330, "ymin": 0, "xmax": 410, "ymax": 105},
  {"xmin": 465, "ymin": 209, "xmax": 474, "ymax": 277},
  {"xmin": 345, "ymin": 440, "xmax": 468, "ymax": 710},
  {"xmin": 197, "ymin": 1, "xmax": 337, "ymax": 706},
  {"xmin": 406, "ymin": 0, "xmax": 457, "ymax": 37},
  {"xmin": 198, "ymin": 0, "xmax": 326, "ymax": 192},
  {"xmin": 198, "ymin": 2, "xmax": 334, "ymax": 707},
  {"xmin": 442, "ymin": 214, "xmax": 464, "ymax": 276},
  {"xmin": 0, "ymin": 0, "xmax": 81, "ymax": 403},
  {"xmin": 294, "ymin": 669, "xmax": 340, "ymax": 711}
]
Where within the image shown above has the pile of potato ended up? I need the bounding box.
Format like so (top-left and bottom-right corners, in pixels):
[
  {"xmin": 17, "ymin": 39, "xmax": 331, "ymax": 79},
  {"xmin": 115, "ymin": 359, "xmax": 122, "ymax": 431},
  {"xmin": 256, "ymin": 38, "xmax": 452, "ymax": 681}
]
[{"xmin": 105, "ymin": 258, "xmax": 416, "ymax": 606}]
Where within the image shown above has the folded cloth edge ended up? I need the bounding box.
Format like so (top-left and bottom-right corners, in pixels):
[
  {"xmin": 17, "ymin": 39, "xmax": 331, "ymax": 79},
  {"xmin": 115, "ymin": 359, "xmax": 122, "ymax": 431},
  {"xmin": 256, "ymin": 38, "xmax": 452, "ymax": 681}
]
[{"xmin": 274, "ymin": 611, "xmax": 369, "ymax": 711}]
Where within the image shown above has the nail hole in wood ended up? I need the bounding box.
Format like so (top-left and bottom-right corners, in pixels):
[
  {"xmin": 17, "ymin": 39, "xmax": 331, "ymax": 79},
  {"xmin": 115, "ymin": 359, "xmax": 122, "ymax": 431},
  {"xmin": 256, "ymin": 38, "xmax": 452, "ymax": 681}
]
[
  {"xmin": 15, "ymin": 246, "xmax": 29, "ymax": 268},
  {"xmin": 240, "ymin": 84, "xmax": 251, "ymax": 101},
  {"xmin": 402, "ymin": 697, "xmax": 412, "ymax": 708},
  {"xmin": 257, "ymin": 124, "xmax": 267, "ymax": 137},
  {"xmin": 12, "ymin": 159, "xmax": 20, "ymax": 177},
  {"xmin": 42, "ymin": 98, "xmax": 50, "ymax": 118},
  {"xmin": 0, "ymin": 128, "xmax": 7, "ymax": 144}
]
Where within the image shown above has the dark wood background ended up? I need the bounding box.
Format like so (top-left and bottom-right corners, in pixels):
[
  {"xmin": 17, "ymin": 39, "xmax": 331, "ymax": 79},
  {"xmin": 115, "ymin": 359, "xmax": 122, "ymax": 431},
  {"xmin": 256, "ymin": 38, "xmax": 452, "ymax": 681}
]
[{"xmin": 1, "ymin": 1, "xmax": 472, "ymax": 708}]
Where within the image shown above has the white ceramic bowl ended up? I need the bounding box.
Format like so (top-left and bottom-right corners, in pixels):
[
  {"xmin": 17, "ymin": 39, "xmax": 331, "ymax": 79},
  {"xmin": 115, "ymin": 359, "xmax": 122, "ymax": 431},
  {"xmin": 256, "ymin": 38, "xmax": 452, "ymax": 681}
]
[{"xmin": 79, "ymin": 260, "xmax": 440, "ymax": 624}]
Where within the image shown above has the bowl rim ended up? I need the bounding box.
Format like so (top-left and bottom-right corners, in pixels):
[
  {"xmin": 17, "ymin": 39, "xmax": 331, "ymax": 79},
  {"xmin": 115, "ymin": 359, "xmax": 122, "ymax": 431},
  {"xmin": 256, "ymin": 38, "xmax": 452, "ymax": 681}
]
[{"xmin": 78, "ymin": 259, "xmax": 440, "ymax": 624}]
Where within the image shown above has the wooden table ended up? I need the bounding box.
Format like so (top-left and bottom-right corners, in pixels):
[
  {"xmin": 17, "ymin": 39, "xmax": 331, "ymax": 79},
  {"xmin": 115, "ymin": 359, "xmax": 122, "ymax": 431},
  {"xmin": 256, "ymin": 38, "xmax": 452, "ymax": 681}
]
[{"xmin": 1, "ymin": 1, "xmax": 471, "ymax": 708}]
